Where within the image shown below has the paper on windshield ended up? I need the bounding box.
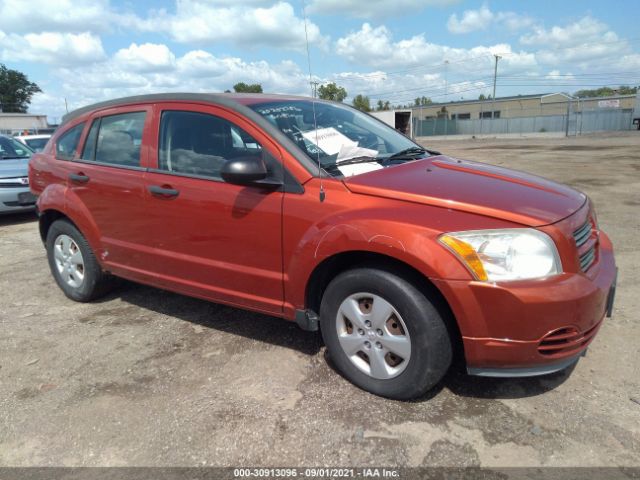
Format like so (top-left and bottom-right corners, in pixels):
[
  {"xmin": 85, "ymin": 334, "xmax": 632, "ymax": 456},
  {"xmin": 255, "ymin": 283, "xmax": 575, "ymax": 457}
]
[
  {"xmin": 302, "ymin": 127, "xmax": 383, "ymax": 176},
  {"xmin": 302, "ymin": 127, "xmax": 356, "ymax": 156}
]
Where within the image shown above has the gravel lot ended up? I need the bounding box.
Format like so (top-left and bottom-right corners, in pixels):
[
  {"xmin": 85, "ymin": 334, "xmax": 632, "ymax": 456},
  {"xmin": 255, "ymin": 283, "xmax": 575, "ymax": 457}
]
[{"xmin": 1, "ymin": 132, "xmax": 639, "ymax": 468}]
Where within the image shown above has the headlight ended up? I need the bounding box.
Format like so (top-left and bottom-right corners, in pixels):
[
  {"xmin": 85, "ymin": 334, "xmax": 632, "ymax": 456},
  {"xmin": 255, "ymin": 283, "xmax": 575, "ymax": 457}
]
[{"xmin": 439, "ymin": 229, "xmax": 562, "ymax": 282}]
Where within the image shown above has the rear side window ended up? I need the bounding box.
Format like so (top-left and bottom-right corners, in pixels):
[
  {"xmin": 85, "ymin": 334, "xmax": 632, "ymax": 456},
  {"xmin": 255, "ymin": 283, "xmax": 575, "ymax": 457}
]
[
  {"xmin": 158, "ymin": 111, "xmax": 262, "ymax": 179},
  {"xmin": 83, "ymin": 112, "xmax": 146, "ymax": 167},
  {"xmin": 56, "ymin": 123, "xmax": 85, "ymax": 160}
]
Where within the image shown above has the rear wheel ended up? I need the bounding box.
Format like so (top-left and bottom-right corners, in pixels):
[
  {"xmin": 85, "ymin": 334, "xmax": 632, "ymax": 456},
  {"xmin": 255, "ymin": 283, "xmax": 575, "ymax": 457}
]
[
  {"xmin": 46, "ymin": 219, "xmax": 114, "ymax": 302},
  {"xmin": 320, "ymin": 267, "xmax": 452, "ymax": 400}
]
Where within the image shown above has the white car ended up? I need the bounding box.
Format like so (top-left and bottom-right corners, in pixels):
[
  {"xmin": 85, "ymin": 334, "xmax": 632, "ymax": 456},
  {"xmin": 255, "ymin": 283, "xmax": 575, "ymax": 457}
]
[{"xmin": 14, "ymin": 134, "xmax": 51, "ymax": 152}]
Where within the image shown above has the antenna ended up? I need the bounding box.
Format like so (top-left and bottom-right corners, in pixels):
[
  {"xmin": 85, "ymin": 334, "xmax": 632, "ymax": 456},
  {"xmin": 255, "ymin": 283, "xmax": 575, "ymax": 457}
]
[{"xmin": 302, "ymin": 0, "xmax": 325, "ymax": 202}]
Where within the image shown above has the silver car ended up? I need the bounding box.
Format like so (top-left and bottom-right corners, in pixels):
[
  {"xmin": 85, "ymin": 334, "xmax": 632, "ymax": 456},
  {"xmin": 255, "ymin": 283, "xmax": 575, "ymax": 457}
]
[{"xmin": 0, "ymin": 135, "xmax": 36, "ymax": 215}]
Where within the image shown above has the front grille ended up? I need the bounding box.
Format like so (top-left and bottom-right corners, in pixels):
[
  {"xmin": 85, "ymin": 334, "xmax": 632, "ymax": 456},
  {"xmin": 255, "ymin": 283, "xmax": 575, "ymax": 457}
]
[
  {"xmin": 573, "ymin": 220, "xmax": 592, "ymax": 248},
  {"xmin": 579, "ymin": 247, "xmax": 596, "ymax": 271},
  {"xmin": 0, "ymin": 178, "xmax": 29, "ymax": 188},
  {"xmin": 538, "ymin": 321, "xmax": 602, "ymax": 357},
  {"xmin": 573, "ymin": 219, "xmax": 597, "ymax": 272}
]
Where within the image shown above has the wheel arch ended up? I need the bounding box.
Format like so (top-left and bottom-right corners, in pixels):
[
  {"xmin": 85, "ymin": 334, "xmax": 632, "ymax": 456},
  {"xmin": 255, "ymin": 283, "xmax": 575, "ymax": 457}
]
[
  {"xmin": 305, "ymin": 250, "xmax": 464, "ymax": 364},
  {"xmin": 39, "ymin": 209, "xmax": 73, "ymax": 243}
]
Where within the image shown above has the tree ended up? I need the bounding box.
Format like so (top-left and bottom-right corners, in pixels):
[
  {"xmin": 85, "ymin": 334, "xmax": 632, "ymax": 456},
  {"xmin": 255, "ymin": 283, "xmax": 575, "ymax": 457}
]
[
  {"xmin": 375, "ymin": 100, "xmax": 391, "ymax": 111},
  {"xmin": 574, "ymin": 85, "xmax": 638, "ymax": 98},
  {"xmin": 478, "ymin": 93, "xmax": 492, "ymax": 100},
  {"xmin": 413, "ymin": 96, "xmax": 432, "ymax": 106},
  {"xmin": 233, "ymin": 82, "xmax": 263, "ymax": 93},
  {"xmin": 352, "ymin": 94, "xmax": 371, "ymax": 112},
  {"xmin": 317, "ymin": 82, "xmax": 347, "ymax": 102},
  {"xmin": 0, "ymin": 64, "xmax": 41, "ymax": 113}
]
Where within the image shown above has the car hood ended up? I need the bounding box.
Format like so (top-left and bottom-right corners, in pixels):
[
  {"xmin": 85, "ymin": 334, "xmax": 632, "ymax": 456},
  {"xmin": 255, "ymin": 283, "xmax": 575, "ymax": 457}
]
[
  {"xmin": 0, "ymin": 158, "xmax": 29, "ymax": 178},
  {"xmin": 343, "ymin": 155, "xmax": 586, "ymax": 227}
]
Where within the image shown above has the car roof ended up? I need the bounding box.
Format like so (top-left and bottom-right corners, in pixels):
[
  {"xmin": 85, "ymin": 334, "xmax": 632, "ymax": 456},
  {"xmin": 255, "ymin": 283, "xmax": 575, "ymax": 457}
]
[{"xmin": 61, "ymin": 92, "xmax": 321, "ymax": 126}]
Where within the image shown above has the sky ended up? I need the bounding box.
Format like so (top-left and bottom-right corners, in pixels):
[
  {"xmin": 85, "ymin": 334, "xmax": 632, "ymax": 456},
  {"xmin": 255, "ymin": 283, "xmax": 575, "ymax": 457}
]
[{"xmin": 0, "ymin": 0, "xmax": 638, "ymax": 122}]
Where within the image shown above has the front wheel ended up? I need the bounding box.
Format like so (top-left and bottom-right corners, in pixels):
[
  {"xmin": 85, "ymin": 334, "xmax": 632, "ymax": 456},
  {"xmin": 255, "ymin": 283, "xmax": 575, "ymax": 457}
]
[{"xmin": 320, "ymin": 267, "xmax": 452, "ymax": 400}]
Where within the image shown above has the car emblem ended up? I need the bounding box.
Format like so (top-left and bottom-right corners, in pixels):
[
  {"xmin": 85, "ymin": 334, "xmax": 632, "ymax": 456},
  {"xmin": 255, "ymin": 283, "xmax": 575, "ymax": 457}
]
[{"xmin": 20, "ymin": 177, "xmax": 29, "ymax": 185}]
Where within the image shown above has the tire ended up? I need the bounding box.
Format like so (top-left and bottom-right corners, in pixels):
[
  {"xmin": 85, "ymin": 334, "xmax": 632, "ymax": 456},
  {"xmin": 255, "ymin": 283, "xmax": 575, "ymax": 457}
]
[
  {"xmin": 320, "ymin": 267, "xmax": 452, "ymax": 400},
  {"xmin": 45, "ymin": 219, "xmax": 114, "ymax": 302}
]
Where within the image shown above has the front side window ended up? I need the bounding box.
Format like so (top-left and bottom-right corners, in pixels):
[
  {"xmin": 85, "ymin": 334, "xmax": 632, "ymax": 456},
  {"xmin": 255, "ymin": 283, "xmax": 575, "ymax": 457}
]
[
  {"xmin": 88, "ymin": 112, "xmax": 146, "ymax": 167},
  {"xmin": 158, "ymin": 111, "xmax": 263, "ymax": 180},
  {"xmin": 248, "ymin": 100, "xmax": 423, "ymax": 177},
  {"xmin": 56, "ymin": 123, "xmax": 84, "ymax": 160}
]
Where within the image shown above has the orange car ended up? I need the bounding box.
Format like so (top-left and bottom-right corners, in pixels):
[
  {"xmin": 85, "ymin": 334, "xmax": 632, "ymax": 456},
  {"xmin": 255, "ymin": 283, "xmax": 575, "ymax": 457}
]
[{"xmin": 29, "ymin": 93, "xmax": 617, "ymax": 399}]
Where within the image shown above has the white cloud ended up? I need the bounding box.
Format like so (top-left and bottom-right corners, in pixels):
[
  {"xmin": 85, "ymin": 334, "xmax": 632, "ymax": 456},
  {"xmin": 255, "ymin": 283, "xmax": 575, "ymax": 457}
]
[
  {"xmin": 135, "ymin": 1, "xmax": 326, "ymax": 51},
  {"xmin": 447, "ymin": 4, "xmax": 493, "ymax": 34},
  {"xmin": 447, "ymin": 4, "xmax": 534, "ymax": 34},
  {"xmin": 520, "ymin": 16, "xmax": 615, "ymax": 48},
  {"xmin": 32, "ymin": 44, "xmax": 311, "ymax": 119},
  {"xmin": 495, "ymin": 12, "xmax": 535, "ymax": 32},
  {"xmin": 520, "ymin": 16, "xmax": 636, "ymax": 70},
  {"xmin": 113, "ymin": 43, "xmax": 176, "ymax": 73},
  {"xmin": 335, "ymin": 23, "xmax": 536, "ymax": 72},
  {"xmin": 0, "ymin": 0, "xmax": 326, "ymax": 52},
  {"xmin": 309, "ymin": 0, "xmax": 459, "ymax": 19},
  {"xmin": 0, "ymin": 0, "xmax": 113, "ymax": 33},
  {"xmin": 545, "ymin": 70, "xmax": 574, "ymax": 81},
  {"xmin": 0, "ymin": 31, "xmax": 105, "ymax": 66}
]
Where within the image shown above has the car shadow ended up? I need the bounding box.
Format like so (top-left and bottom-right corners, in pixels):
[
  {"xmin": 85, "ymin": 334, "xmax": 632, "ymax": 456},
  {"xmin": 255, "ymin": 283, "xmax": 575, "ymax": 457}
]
[
  {"xmin": 99, "ymin": 281, "xmax": 323, "ymax": 356},
  {"xmin": 441, "ymin": 362, "xmax": 576, "ymax": 400},
  {"xmin": 97, "ymin": 281, "xmax": 574, "ymax": 400},
  {"xmin": 0, "ymin": 211, "xmax": 37, "ymax": 227},
  {"xmin": 323, "ymin": 349, "xmax": 575, "ymax": 402}
]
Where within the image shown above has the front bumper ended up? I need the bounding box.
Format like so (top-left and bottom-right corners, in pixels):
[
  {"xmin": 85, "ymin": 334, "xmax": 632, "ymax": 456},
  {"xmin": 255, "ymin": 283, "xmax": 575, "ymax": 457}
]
[
  {"xmin": 433, "ymin": 231, "xmax": 616, "ymax": 376},
  {"xmin": 0, "ymin": 187, "xmax": 37, "ymax": 214}
]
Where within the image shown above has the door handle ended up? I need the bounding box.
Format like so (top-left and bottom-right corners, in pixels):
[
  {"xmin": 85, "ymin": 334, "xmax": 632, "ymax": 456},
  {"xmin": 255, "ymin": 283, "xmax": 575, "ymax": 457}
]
[
  {"xmin": 69, "ymin": 173, "xmax": 90, "ymax": 184},
  {"xmin": 148, "ymin": 185, "xmax": 180, "ymax": 198}
]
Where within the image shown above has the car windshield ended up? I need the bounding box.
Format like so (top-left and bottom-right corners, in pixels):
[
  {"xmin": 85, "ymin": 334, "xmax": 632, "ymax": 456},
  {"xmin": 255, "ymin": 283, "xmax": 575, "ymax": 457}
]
[
  {"xmin": 249, "ymin": 100, "xmax": 425, "ymax": 177},
  {"xmin": 0, "ymin": 137, "xmax": 33, "ymax": 159},
  {"xmin": 25, "ymin": 138, "xmax": 49, "ymax": 152}
]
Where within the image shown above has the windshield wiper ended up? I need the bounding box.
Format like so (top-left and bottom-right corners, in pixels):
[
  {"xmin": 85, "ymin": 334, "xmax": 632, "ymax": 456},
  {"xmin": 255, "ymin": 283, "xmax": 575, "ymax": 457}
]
[
  {"xmin": 0, "ymin": 156, "xmax": 29, "ymax": 160},
  {"xmin": 386, "ymin": 147, "xmax": 434, "ymax": 160},
  {"xmin": 334, "ymin": 156, "xmax": 380, "ymax": 167}
]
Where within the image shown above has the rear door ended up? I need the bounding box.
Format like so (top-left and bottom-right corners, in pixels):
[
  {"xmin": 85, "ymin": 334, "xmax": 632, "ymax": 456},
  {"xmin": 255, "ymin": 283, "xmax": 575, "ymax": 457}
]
[
  {"xmin": 65, "ymin": 105, "xmax": 153, "ymax": 272},
  {"xmin": 142, "ymin": 103, "xmax": 285, "ymax": 314}
]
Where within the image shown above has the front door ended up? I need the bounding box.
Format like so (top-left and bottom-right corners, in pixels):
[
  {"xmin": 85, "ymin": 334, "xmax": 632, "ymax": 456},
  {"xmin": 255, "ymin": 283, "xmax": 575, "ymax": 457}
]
[{"xmin": 143, "ymin": 104, "xmax": 285, "ymax": 315}]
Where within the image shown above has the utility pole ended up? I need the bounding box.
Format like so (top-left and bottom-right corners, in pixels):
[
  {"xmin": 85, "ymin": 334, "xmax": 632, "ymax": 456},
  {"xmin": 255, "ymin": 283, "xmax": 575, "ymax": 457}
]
[
  {"xmin": 444, "ymin": 59, "xmax": 449, "ymax": 135},
  {"xmin": 310, "ymin": 81, "xmax": 319, "ymax": 98},
  {"xmin": 491, "ymin": 54, "xmax": 501, "ymax": 119}
]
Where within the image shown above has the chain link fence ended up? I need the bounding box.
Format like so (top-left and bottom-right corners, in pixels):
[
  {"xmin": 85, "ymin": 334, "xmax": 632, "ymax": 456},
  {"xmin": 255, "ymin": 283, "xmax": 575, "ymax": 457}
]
[{"xmin": 412, "ymin": 95, "xmax": 638, "ymax": 137}]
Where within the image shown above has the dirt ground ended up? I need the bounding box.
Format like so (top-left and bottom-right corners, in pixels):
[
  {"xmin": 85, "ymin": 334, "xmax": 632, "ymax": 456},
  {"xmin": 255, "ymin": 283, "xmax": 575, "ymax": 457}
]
[{"xmin": 1, "ymin": 132, "xmax": 639, "ymax": 468}]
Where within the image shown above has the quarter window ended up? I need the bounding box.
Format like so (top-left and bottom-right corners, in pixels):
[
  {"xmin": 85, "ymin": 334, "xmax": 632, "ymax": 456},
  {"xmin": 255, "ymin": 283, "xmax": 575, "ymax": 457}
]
[
  {"xmin": 87, "ymin": 112, "xmax": 146, "ymax": 167},
  {"xmin": 80, "ymin": 119, "xmax": 100, "ymax": 160},
  {"xmin": 158, "ymin": 111, "xmax": 262, "ymax": 179},
  {"xmin": 56, "ymin": 123, "xmax": 85, "ymax": 160}
]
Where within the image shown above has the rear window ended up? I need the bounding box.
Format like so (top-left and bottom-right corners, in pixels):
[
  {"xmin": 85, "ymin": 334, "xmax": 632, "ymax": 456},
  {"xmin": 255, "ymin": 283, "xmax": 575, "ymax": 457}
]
[
  {"xmin": 56, "ymin": 123, "xmax": 85, "ymax": 160},
  {"xmin": 25, "ymin": 137, "xmax": 49, "ymax": 152}
]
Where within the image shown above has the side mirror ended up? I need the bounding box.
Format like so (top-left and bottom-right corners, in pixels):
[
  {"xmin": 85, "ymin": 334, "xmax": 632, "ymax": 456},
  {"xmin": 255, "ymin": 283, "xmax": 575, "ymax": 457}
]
[{"xmin": 220, "ymin": 156, "xmax": 268, "ymax": 185}]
